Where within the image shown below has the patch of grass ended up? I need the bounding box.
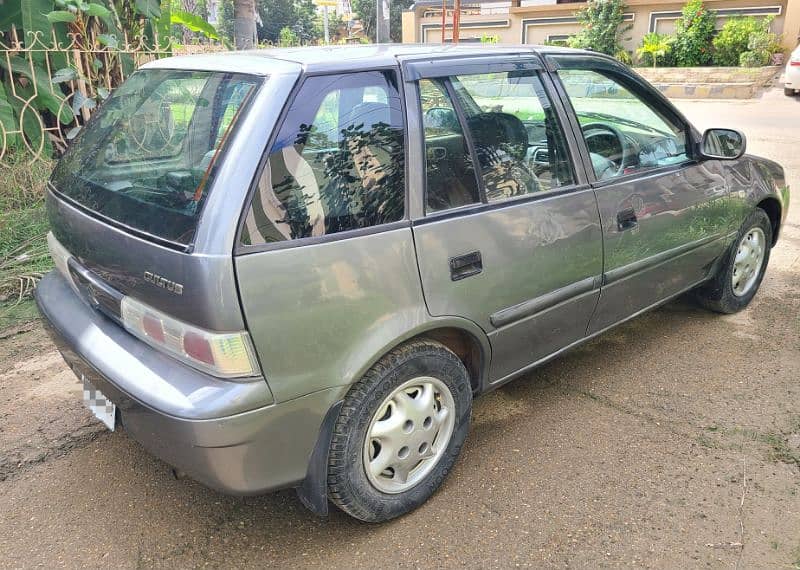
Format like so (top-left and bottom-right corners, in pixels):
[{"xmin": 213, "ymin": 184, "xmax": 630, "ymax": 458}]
[
  {"xmin": 0, "ymin": 299, "xmax": 39, "ymax": 330},
  {"xmin": 791, "ymin": 544, "xmax": 800, "ymax": 569},
  {"xmin": 0, "ymin": 154, "xmax": 54, "ymax": 328},
  {"xmin": 0, "ymin": 154, "xmax": 53, "ymax": 212},
  {"xmin": 706, "ymin": 425, "xmax": 800, "ymax": 470}
]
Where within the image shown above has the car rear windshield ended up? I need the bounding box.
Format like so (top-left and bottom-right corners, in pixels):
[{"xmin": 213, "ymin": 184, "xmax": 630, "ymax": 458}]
[{"xmin": 51, "ymin": 69, "xmax": 261, "ymax": 245}]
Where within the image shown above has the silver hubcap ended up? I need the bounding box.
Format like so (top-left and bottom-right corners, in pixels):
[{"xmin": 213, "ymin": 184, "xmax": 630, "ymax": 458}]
[
  {"xmin": 363, "ymin": 376, "xmax": 456, "ymax": 494},
  {"xmin": 732, "ymin": 227, "xmax": 766, "ymax": 297}
]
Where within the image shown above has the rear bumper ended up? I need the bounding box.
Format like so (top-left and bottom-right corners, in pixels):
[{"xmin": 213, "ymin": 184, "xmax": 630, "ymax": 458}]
[
  {"xmin": 35, "ymin": 270, "xmax": 343, "ymax": 494},
  {"xmin": 786, "ymin": 66, "xmax": 800, "ymax": 89}
]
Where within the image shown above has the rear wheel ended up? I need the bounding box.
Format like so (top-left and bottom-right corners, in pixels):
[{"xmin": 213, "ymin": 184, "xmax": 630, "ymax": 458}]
[
  {"xmin": 327, "ymin": 339, "xmax": 472, "ymax": 522},
  {"xmin": 786, "ymin": 88, "xmax": 796, "ymax": 97},
  {"xmin": 695, "ymin": 209, "xmax": 772, "ymax": 314}
]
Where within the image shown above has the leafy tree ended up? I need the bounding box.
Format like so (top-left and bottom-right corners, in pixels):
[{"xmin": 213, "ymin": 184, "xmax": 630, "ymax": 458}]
[
  {"xmin": 257, "ymin": 0, "xmax": 318, "ymax": 44},
  {"xmin": 637, "ymin": 32, "xmax": 673, "ymax": 68},
  {"xmin": 566, "ymin": 0, "xmax": 632, "ymax": 57},
  {"xmin": 217, "ymin": 0, "xmax": 234, "ymax": 41},
  {"xmin": 352, "ymin": 0, "xmax": 413, "ymax": 42},
  {"xmin": 672, "ymin": 0, "xmax": 716, "ymax": 67}
]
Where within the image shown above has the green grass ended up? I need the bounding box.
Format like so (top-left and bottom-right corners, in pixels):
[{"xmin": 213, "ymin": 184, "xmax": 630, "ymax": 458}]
[{"xmin": 0, "ymin": 154, "xmax": 54, "ymax": 329}]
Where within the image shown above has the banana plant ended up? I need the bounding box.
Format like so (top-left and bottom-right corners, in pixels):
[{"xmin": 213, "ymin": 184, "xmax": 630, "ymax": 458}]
[{"xmin": 0, "ymin": 0, "xmax": 171, "ymax": 156}]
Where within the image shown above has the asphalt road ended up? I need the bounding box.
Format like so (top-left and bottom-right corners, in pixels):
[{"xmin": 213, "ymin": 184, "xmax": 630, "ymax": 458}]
[{"xmin": 1, "ymin": 88, "xmax": 799, "ymax": 569}]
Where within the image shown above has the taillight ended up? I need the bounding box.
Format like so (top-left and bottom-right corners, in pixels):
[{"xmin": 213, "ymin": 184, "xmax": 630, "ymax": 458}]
[
  {"xmin": 791, "ymin": 60, "xmax": 800, "ymax": 66},
  {"xmin": 121, "ymin": 295, "xmax": 259, "ymax": 379},
  {"xmin": 47, "ymin": 231, "xmax": 73, "ymax": 284}
]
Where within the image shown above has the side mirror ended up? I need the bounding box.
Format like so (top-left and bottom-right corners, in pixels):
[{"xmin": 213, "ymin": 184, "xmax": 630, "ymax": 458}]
[
  {"xmin": 424, "ymin": 107, "xmax": 458, "ymax": 131},
  {"xmin": 700, "ymin": 128, "xmax": 746, "ymax": 160}
]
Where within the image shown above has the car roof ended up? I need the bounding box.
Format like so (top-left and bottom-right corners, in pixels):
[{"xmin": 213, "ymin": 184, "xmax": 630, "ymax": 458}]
[{"xmin": 142, "ymin": 43, "xmax": 596, "ymax": 75}]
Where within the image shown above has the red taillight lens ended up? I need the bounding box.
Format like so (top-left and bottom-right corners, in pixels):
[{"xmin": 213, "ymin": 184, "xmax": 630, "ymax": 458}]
[
  {"xmin": 791, "ymin": 61, "xmax": 800, "ymax": 66},
  {"xmin": 183, "ymin": 331, "xmax": 214, "ymax": 365},
  {"xmin": 142, "ymin": 314, "xmax": 165, "ymax": 343}
]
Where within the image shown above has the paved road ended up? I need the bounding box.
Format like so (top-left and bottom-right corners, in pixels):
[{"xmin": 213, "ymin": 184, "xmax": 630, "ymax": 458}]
[{"xmin": 1, "ymin": 89, "xmax": 799, "ymax": 569}]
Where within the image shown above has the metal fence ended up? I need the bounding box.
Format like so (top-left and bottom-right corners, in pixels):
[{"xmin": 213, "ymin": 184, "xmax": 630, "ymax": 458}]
[{"xmin": 0, "ymin": 29, "xmax": 226, "ymax": 167}]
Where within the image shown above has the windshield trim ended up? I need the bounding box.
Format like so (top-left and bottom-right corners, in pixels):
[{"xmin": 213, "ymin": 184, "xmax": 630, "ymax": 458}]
[{"xmin": 48, "ymin": 182, "xmax": 194, "ymax": 252}]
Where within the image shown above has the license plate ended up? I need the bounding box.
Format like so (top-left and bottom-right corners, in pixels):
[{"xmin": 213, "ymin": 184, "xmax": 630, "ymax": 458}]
[{"xmin": 82, "ymin": 375, "xmax": 116, "ymax": 431}]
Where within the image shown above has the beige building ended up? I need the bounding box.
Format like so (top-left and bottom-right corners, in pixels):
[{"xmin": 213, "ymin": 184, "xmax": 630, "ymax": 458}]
[{"xmin": 401, "ymin": 0, "xmax": 800, "ymax": 56}]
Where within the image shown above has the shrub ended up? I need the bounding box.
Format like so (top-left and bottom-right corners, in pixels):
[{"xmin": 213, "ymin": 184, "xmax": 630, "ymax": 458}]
[
  {"xmin": 673, "ymin": 0, "xmax": 716, "ymax": 67},
  {"xmin": 615, "ymin": 49, "xmax": 633, "ymax": 66},
  {"xmin": 567, "ymin": 0, "xmax": 632, "ymax": 56},
  {"xmin": 637, "ymin": 32, "xmax": 674, "ymax": 68},
  {"xmin": 278, "ymin": 26, "xmax": 299, "ymax": 47},
  {"xmin": 739, "ymin": 50, "xmax": 769, "ymax": 67},
  {"xmin": 713, "ymin": 16, "xmax": 771, "ymax": 66}
]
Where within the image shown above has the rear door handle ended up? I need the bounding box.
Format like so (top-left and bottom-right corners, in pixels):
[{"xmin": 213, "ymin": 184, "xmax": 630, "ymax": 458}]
[
  {"xmin": 449, "ymin": 251, "xmax": 482, "ymax": 281},
  {"xmin": 617, "ymin": 208, "xmax": 638, "ymax": 231}
]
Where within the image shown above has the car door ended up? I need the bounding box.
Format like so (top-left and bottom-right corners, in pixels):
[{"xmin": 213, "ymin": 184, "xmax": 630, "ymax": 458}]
[
  {"xmin": 547, "ymin": 55, "xmax": 733, "ymax": 334},
  {"xmin": 401, "ymin": 56, "xmax": 603, "ymax": 384}
]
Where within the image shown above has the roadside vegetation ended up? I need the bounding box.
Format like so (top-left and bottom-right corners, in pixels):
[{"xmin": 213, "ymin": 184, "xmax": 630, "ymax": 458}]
[
  {"xmin": 0, "ymin": 157, "xmax": 53, "ymax": 329},
  {"xmin": 569, "ymin": 0, "xmax": 785, "ymax": 69}
]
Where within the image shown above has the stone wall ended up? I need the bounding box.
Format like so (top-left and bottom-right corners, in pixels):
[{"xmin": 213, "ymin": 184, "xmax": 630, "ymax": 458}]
[
  {"xmin": 635, "ymin": 66, "xmax": 782, "ymax": 86},
  {"xmin": 634, "ymin": 66, "xmax": 783, "ymax": 99}
]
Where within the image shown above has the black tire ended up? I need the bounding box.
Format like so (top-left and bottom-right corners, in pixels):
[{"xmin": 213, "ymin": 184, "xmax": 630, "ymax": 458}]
[
  {"xmin": 786, "ymin": 88, "xmax": 796, "ymax": 97},
  {"xmin": 327, "ymin": 339, "xmax": 472, "ymax": 522},
  {"xmin": 695, "ymin": 208, "xmax": 772, "ymax": 314}
]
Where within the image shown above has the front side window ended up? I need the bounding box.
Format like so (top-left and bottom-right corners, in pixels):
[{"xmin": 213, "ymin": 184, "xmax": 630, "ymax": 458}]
[
  {"xmin": 242, "ymin": 71, "xmax": 405, "ymax": 245},
  {"xmin": 451, "ymin": 70, "xmax": 575, "ymax": 203},
  {"xmin": 558, "ymin": 68, "xmax": 690, "ymax": 181}
]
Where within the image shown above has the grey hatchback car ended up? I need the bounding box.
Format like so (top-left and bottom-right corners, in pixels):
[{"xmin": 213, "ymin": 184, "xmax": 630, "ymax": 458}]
[{"xmin": 36, "ymin": 44, "xmax": 789, "ymax": 522}]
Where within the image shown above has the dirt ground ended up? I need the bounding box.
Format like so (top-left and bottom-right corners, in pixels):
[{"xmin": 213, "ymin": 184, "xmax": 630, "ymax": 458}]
[{"xmin": 0, "ymin": 88, "xmax": 798, "ymax": 569}]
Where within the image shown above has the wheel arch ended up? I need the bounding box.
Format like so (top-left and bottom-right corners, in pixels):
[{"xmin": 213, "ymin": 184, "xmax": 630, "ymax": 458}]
[
  {"xmin": 756, "ymin": 197, "xmax": 782, "ymax": 245},
  {"xmin": 347, "ymin": 317, "xmax": 491, "ymax": 397}
]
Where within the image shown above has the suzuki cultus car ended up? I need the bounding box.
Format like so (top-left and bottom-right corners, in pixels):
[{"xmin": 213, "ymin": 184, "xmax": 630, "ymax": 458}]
[{"xmin": 36, "ymin": 45, "xmax": 789, "ymax": 522}]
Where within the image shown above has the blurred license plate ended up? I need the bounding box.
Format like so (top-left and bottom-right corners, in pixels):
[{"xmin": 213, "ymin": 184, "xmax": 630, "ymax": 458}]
[{"xmin": 81, "ymin": 375, "xmax": 116, "ymax": 431}]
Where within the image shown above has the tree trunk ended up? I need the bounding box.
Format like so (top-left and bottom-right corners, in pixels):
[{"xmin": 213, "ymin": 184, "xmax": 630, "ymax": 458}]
[
  {"xmin": 234, "ymin": 0, "xmax": 257, "ymax": 50},
  {"xmin": 182, "ymin": 0, "xmax": 198, "ymax": 44}
]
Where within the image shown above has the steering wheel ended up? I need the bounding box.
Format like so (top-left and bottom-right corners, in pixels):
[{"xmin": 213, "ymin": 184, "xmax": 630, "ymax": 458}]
[{"xmin": 581, "ymin": 122, "xmax": 632, "ymax": 180}]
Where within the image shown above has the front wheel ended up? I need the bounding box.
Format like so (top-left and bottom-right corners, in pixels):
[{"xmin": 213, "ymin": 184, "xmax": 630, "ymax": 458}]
[
  {"xmin": 695, "ymin": 208, "xmax": 772, "ymax": 314},
  {"xmin": 327, "ymin": 339, "xmax": 472, "ymax": 522},
  {"xmin": 785, "ymin": 88, "xmax": 796, "ymax": 97}
]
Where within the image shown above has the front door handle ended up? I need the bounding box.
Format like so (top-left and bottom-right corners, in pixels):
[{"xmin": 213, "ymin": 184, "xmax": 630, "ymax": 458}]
[
  {"xmin": 617, "ymin": 208, "xmax": 638, "ymax": 231},
  {"xmin": 449, "ymin": 251, "xmax": 482, "ymax": 281}
]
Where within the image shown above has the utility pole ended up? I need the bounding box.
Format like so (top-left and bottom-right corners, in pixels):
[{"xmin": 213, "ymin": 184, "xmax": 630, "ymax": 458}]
[
  {"xmin": 323, "ymin": 4, "xmax": 330, "ymax": 43},
  {"xmin": 452, "ymin": 0, "xmax": 460, "ymax": 43},
  {"xmin": 376, "ymin": 0, "xmax": 390, "ymax": 43},
  {"xmin": 440, "ymin": 0, "xmax": 446, "ymax": 43}
]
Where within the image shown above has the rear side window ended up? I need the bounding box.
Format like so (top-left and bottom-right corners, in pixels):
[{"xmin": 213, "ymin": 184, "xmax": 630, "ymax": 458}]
[
  {"xmin": 420, "ymin": 79, "xmax": 481, "ymax": 213},
  {"xmin": 51, "ymin": 69, "xmax": 260, "ymax": 245},
  {"xmin": 241, "ymin": 71, "xmax": 405, "ymax": 245}
]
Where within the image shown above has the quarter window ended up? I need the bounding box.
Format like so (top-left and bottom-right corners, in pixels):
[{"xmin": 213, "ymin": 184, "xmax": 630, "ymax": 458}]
[
  {"xmin": 450, "ymin": 71, "xmax": 576, "ymax": 203},
  {"xmin": 558, "ymin": 68, "xmax": 689, "ymax": 181},
  {"xmin": 420, "ymin": 79, "xmax": 481, "ymax": 212},
  {"xmin": 242, "ymin": 71, "xmax": 405, "ymax": 245}
]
